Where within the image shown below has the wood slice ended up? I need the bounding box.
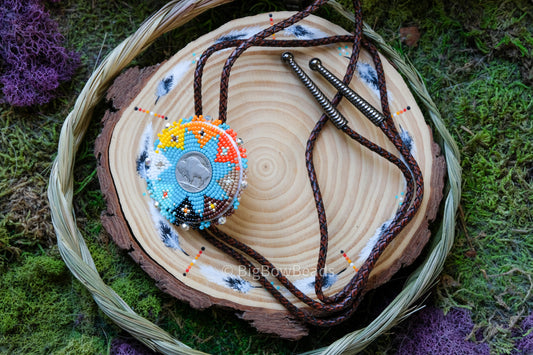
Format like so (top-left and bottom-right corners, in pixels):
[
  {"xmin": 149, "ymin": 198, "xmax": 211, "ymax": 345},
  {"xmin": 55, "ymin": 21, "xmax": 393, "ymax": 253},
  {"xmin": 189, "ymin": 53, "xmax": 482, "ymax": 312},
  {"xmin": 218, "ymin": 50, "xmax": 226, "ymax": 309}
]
[{"xmin": 95, "ymin": 12, "xmax": 445, "ymax": 340}]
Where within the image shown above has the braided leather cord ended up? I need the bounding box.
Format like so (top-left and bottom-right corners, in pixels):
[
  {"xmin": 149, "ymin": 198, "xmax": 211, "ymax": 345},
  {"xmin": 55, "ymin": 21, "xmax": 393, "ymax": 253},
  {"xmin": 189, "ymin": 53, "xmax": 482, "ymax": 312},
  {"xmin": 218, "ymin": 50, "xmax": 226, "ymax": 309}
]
[{"xmin": 191, "ymin": 0, "xmax": 424, "ymax": 326}]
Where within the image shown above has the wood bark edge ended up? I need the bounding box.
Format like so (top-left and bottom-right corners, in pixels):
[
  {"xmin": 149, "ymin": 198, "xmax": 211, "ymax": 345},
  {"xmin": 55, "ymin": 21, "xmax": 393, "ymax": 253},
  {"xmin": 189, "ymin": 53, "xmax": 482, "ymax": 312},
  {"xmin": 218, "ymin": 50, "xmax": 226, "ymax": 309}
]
[{"xmin": 95, "ymin": 65, "xmax": 445, "ymax": 340}]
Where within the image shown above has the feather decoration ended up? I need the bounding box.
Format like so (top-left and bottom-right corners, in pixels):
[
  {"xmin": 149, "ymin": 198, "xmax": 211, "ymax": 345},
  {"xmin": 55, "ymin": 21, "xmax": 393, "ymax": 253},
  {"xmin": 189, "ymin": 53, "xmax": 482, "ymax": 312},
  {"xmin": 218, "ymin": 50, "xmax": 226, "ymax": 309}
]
[
  {"xmin": 356, "ymin": 217, "xmax": 394, "ymax": 266},
  {"xmin": 198, "ymin": 264, "xmax": 257, "ymax": 293},
  {"xmin": 399, "ymin": 124, "xmax": 416, "ymax": 156},
  {"xmin": 136, "ymin": 123, "xmax": 153, "ymax": 179},
  {"xmin": 283, "ymin": 24, "xmax": 328, "ymax": 40},
  {"xmin": 154, "ymin": 60, "xmax": 190, "ymax": 104},
  {"xmin": 357, "ymin": 61, "xmax": 394, "ymax": 102},
  {"xmin": 291, "ymin": 273, "xmax": 339, "ymax": 295},
  {"xmin": 149, "ymin": 203, "xmax": 188, "ymax": 255},
  {"xmin": 215, "ymin": 26, "xmax": 262, "ymax": 43}
]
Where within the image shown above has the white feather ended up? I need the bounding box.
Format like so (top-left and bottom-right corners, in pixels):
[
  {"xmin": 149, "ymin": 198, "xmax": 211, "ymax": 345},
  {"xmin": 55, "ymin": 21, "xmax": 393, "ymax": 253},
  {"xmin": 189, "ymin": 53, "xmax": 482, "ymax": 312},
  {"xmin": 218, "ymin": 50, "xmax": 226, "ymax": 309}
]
[
  {"xmin": 215, "ymin": 26, "xmax": 263, "ymax": 43},
  {"xmin": 148, "ymin": 203, "xmax": 185, "ymax": 252},
  {"xmin": 283, "ymin": 24, "xmax": 328, "ymax": 39},
  {"xmin": 356, "ymin": 217, "xmax": 394, "ymax": 265},
  {"xmin": 198, "ymin": 264, "xmax": 253, "ymax": 293},
  {"xmin": 136, "ymin": 123, "xmax": 153, "ymax": 179},
  {"xmin": 155, "ymin": 60, "xmax": 190, "ymax": 103},
  {"xmin": 357, "ymin": 61, "xmax": 394, "ymax": 103}
]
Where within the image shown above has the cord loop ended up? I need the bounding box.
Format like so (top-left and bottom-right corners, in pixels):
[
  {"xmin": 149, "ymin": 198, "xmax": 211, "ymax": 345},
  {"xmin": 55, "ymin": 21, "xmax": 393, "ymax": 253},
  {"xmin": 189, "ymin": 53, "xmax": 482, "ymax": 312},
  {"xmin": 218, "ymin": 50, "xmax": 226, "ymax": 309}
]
[{"xmin": 191, "ymin": 0, "xmax": 424, "ymax": 326}]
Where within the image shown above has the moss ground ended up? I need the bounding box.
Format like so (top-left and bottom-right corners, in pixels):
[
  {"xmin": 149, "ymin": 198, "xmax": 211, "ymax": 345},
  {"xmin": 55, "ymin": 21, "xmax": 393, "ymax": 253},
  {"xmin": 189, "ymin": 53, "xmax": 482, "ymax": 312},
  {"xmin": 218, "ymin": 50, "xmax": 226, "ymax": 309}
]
[{"xmin": 0, "ymin": 0, "xmax": 531, "ymax": 353}]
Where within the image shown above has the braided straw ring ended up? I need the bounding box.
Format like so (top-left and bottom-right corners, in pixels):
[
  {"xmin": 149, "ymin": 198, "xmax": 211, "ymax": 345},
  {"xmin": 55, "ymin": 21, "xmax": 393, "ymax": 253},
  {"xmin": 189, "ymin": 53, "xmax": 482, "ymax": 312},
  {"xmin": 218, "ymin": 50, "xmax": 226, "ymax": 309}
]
[{"xmin": 47, "ymin": 0, "xmax": 461, "ymax": 353}]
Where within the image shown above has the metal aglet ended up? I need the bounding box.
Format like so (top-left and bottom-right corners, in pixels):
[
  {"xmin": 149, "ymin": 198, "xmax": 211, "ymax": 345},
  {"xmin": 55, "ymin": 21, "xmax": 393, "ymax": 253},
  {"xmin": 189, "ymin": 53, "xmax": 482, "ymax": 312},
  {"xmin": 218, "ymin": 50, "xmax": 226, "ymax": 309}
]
[
  {"xmin": 281, "ymin": 52, "xmax": 347, "ymax": 129},
  {"xmin": 309, "ymin": 58, "xmax": 386, "ymax": 126}
]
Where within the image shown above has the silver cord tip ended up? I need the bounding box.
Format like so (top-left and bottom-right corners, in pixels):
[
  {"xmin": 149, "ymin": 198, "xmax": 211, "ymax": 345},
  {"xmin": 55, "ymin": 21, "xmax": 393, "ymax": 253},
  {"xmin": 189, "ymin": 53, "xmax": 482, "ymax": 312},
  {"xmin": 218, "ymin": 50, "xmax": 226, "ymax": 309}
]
[
  {"xmin": 281, "ymin": 52, "xmax": 294, "ymax": 63},
  {"xmin": 309, "ymin": 58, "xmax": 322, "ymax": 71}
]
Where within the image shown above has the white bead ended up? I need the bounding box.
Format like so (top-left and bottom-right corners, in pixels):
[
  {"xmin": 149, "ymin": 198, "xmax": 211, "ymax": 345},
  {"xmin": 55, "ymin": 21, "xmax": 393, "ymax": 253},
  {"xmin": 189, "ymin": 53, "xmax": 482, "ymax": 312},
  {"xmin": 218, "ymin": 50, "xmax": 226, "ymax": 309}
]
[{"xmin": 218, "ymin": 217, "xmax": 227, "ymax": 225}]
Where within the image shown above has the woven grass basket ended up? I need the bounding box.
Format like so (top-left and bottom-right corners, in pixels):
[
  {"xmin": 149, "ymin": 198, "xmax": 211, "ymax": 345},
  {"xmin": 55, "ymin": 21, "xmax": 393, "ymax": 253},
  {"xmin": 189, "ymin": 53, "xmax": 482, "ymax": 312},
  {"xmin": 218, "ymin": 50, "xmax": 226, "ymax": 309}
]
[{"xmin": 47, "ymin": 0, "xmax": 461, "ymax": 353}]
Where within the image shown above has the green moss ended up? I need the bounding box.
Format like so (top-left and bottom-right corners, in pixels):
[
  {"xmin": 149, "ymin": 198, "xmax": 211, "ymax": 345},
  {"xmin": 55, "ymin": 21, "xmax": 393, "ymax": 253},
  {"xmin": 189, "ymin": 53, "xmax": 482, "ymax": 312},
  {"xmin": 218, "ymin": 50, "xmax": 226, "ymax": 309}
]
[
  {"xmin": 55, "ymin": 334, "xmax": 106, "ymax": 355},
  {"xmin": 404, "ymin": 3, "xmax": 532, "ymax": 351},
  {"xmin": 0, "ymin": 252, "xmax": 108, "ymax": 353},
  {"xmin": 110, "ymin": 277, "xmax": 162, "ymax": 320},
  {"xmin": 0, "ymin": 254, "xmax": 70, "ymax": 336}
]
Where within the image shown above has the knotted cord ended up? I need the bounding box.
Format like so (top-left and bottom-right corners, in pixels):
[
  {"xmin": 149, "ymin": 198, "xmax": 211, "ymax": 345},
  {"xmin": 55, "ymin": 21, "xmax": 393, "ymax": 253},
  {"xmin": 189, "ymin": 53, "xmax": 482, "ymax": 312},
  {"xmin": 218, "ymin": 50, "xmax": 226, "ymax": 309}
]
[{"xmin": 192, "ymin": 0, "xmax": 424, "ymax": 326}]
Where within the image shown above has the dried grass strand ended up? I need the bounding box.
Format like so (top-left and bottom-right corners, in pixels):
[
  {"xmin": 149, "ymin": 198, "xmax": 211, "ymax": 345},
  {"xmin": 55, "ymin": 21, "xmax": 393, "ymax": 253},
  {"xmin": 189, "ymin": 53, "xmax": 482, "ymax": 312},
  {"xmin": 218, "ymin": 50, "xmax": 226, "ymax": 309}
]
[{"xmin": 48, "ymin": 1, "xmax": 461, "ymax": 354}]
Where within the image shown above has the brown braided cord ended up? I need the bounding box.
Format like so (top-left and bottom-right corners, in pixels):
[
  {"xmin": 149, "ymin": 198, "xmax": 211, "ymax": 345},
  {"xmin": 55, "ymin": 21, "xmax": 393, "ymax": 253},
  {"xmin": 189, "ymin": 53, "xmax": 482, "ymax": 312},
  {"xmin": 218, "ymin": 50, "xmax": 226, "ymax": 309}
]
[
  {"xmin": 47, "ymin": 0, "xmax": 460, "ymax": 353},
  {"xmin": 192, "ymin": 0, "xmax": 425, "ymax": 327}
]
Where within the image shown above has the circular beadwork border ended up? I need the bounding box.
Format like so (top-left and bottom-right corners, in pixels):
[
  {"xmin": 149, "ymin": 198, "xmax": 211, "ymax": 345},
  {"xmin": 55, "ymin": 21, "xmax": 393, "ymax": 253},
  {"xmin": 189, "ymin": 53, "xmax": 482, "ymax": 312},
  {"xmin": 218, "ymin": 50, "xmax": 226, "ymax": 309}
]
[{"xmin": 145, "ymin": 115, "xmax": 247, "ymax": 229}]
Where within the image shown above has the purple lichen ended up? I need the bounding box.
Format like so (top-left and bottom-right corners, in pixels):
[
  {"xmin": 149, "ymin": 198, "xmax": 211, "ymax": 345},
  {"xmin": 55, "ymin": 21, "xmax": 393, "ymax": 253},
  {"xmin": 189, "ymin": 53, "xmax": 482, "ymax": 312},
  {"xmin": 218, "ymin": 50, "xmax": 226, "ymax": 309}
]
[
  {"xmin": 513, "ymin": 312, "xmax": 533, "ymax": 354},
  {"xmin": 110, "ymin": 338, "xmax": 158, "ymax": 355},
  {"xmin": 0, "ymin": 0, "xmax": 79, "ymax": 106},
  {"xmin": 395, "ymin": 307, "xmax": 490, "ymax": 355}
]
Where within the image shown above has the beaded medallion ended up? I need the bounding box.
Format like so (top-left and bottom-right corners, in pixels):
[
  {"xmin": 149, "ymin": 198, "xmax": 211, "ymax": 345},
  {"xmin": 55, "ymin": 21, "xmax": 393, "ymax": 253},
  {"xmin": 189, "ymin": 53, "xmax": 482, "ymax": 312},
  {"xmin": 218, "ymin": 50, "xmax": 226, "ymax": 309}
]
[{"xmin": 145, "ymin": 115, "xmax": 247, "ymax": 230}]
